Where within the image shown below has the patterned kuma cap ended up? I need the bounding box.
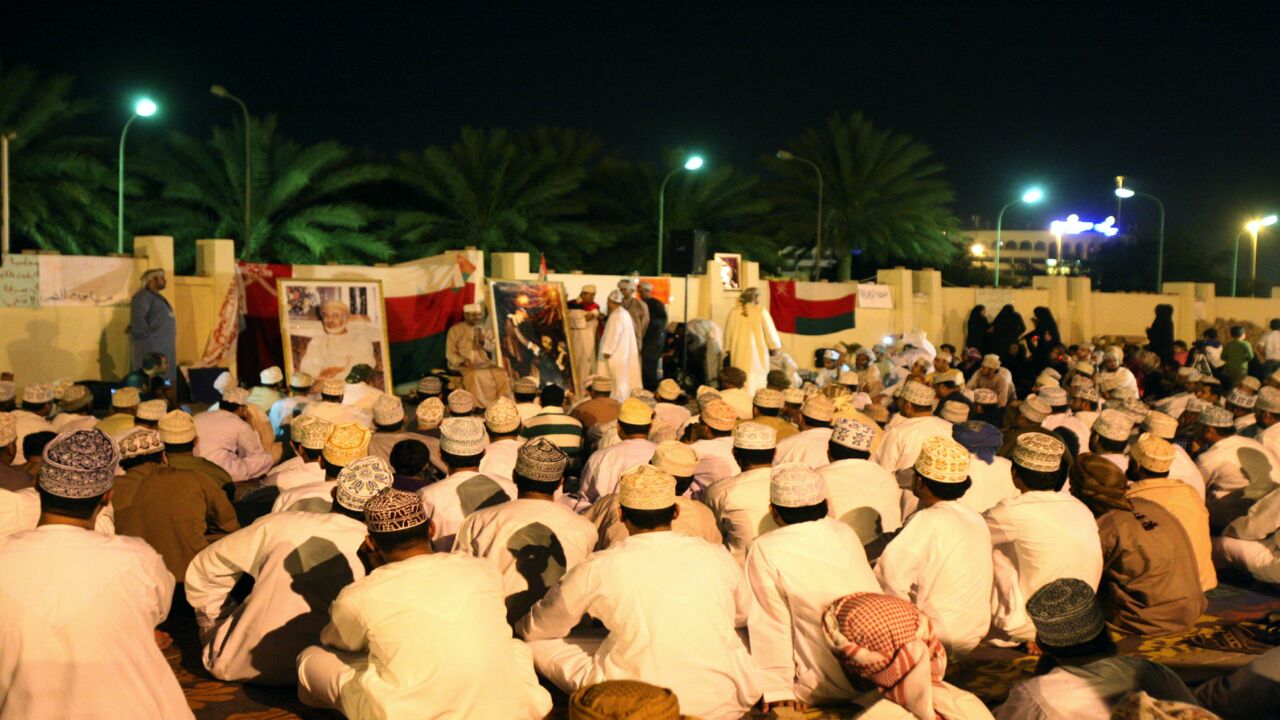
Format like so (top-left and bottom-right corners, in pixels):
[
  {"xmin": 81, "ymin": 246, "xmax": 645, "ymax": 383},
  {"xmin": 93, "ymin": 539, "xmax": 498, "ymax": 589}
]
[
  {"xmin": 364, "ymin": 488, "xmax": 429, "ymax": 533},
  {"xmin": 629, "ymin": 388, "xmax": 658, "ymax": 408},
  {"xmin": 900, "ymin": 381, "xmax": 936, "ymax": 408},
  {"xmin": 982, "ymin": 354, "xmax": 1001, "ymax": 369},
  {"xmin": 0, "ymin": 381, "xmax": 14, "ymax": 402},
  {"xmin": 290, "ymin": 371, "xmax": 314, "ymax": 390},
  {"xmin": 831, "ymin": 417, "xmax": 875, "ymax": 452},
  {"xmin": 1026, "ymin": 578, "xmax": 1106, "ymax": 648},
  {"xmin": 1019, "ymin": 394, "xmax": 1051, "ymax": 423},
  {"xmin": 513, "ymin": 376, "xmax": 539, "ymax": 395},
  {"xmin": 770, "ymin": 462, "xmax": 827, "ymax": 507},
  {"xmin": 323, "ymin": 422, "xmax": 372, "ymax": 467},
  {"xmin": 38, "ymin": 429, "xmax": 120, "ymax": 499},
  {"xmin": 117, "ymin": 427, "xmax": 165, "ymax": 460},
  {"xmin": 439, "ymin": 416, "xmax": 488, "ymax": 456},
  {"xmin": 135, "ymin": 399, "xmax": 167, "ymax": 422},
  {"xmin": 838, "ymin": 370, "xmax": 860, "ymax": 387},
  {"xmin": 590, "ymin": 376, "xmax": 614, "ymax": 393},
  {"xmin": 0, "ymin": 413, "xmax": 14, "ymax": 447},
  {"xmin": 619, "ymin": 464, "xmax": 676, "ymax": 510},
  {"xmin": 1012, "ymin": 431, "xmax": 1065, "ymax": 473},
  {"xmin": 914, "ymin": 435, "xmax": 970, "ymax": 484},
  {"xmin": 221, "ymin": 386, "xmax": 250, "ymax": 406},
  {"xmin": 801, "ymin": 395, "xmax": 835, "ymax": 422},
  {"xmin": 753, "ymin": 388, "xmax": 785, "ymax": 410},
  {"xmin": 416, "ymin": 375, "xmax": 442, "ymax": 395},
  {"xmin": 656, "ymin": 378, "xmax": 682, "ymax": 401},
  {"xmin": 373, "ymin": 395, "xmax": 406, "ymax": 426},
  {"xmin": 259, "ymin": 366, "xmax": 284, "ymax": 385},
  {"xmin": 158, "ymin": 410, "xmax": 196, "ymax": 444},
  {"xmin": 783, "ymin": 388, "xmax": 805, "ymax": 405},
  {"xmin": 1092, "ymin": 408, "xmax": 1135, "ymax": 442},
  {"xmin": 1240, "ymin": 376, "xmax": 1262, "ymax": 392},
  {"xmin": 59, "ymin": 385, "xmax": 92, "ymax": 412},
  {"xmin": 415, "ymin": 397, "xmax": 446, "ymax": 430},
  {"xmin": 447, "ymin": 389, "xmax": 476, "ymax": 415},
  {"xmin": 733, "ymin": 421, "xmax": 777, "ymax": 450},
  {"xmin": 1131, "ymin": 432, "xmax": 1176, "ymax": 474},
  {"xmin": 335, "ymin": 456, "xmax": 394, "ymax": 512},
  {"xmin": 22, "ymin": 383, "xmax": 53, "ymax": 405},
  {"xmin": 701, "ymin": 399, "xmax": 738, "ymax": 431},
  {"xmin": 1141, "ymin": 411, "xmax": 1178, "ymax": 440},
  {"xmin": 1039, "ymin": 386, "xmax": 1069, "ymax": 408},
  {"xmin": 1228, "ymin": 388, "xmax": 1257, "ymax": 410},
  {"xmin": 1199, "ymin": 404, "xmax": 1235, "ymax": 429},
  {"xmin": 321, "ymin": 378, "xmax": 346, "ymax": 397},
  {"xmin": 290, "ymin": 415, "xmax": 333, "ymax": 450},
  {"xmin": 112, "ymin": 386, "xmax": 141, "ymax": 409},
  {"xmin": 1257, "ymin": 386, "xmax": 1280, "ymax": 414},
  {"xmin": 651, "ymin": 440, "xmax": 697, "ymax": 478},
  {"xmin": 1072, "ymin": 384, "xmax": 1101, "ymax": 403},
  {"xmin": 618, "ymin": 397, "xmax": 655, "ymax": 425},
  {"xmin": 515, "ymin": 437, "xmax": 569, "ymax": 483},
  {"xmin": 939, "ymin": 399, "xmax": 970, "ymax": 423},
  {"xmin": 973, "ymin": 388, "xmax": 999, "ymax": 405}
]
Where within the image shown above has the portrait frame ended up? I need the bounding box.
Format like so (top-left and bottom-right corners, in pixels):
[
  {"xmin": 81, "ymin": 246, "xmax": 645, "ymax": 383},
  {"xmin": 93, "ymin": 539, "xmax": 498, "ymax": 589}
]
[
  {"xmin": 277, "ymin": 278, "xmax": 393, "ymax": 393},
  {"xmin": 487, "ymin": 279, "xmax": 576, "ymax": 392},
  {"xmin": 714, "ymin": 252, "xmax": 743, "ymax": 291}
]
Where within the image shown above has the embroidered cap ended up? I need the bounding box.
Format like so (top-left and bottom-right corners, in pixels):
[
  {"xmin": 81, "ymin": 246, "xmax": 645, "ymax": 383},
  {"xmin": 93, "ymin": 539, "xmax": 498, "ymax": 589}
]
[
  {"xmin": 753, "ymin": 388, "xmax": 785, "ymax": 410},
  {"xmin": 770, "ymin": 462, "xmax": 827, "ymax": 508},
  {"xmin": 900, "ymin": 381, "xmax": 936, "ymax": 408},
  {"xmin": 1120, "ymin": 398, "xmax": 1150, "ymax": 423},
  {"xmin": 22, "ymin": 383, "xmax": 53, "ymax": 405},
  {"xmin": 1257, "ymin": 387, "xmax": 1280, "ymax": 414},
  {"xmin": 823, "ymin": 349, "xmax": 841, "ymax": 361},
  {"xmin": 335, "ymin": 456, "xmax": 394, "ymax": 511},
  {"xmin": 158, "ymin": 410, "xmax": 196, "ymax": 444},
  {"xmin": 514, "ymin": 376, "xmax": 539, "ymax": 395},
  {"xmin": 321, "ymin": 378, "xmax": 346, "ymax": 397},
  {"xmin": 618, "ymin": 397, "xmax": 655, "ymax": 426},
  {"xmin": 259, "ymin": 366, "xmax": 284, "ymax": 385},
  {"xmin": 801, "ymin": 395, "xmax": 835, "ymax": 423},
  {"xmin": 1073, "ymin": 384, "xmax": 1101, "ymax": 403},
  {"xmin": 701, "ymin": 399, "xmax": 738, "ymax": 431},
  {"xmin": 939, "ymin": 400, "xmax": 970, "ymax": 423},
  {"xmin": 0, "ymin": 413, "xmax": 14, "ymax": 446},
  {"xmin": 364, "ymin": 488, "xmax": 429, "ymax": 532},
  {"xmin": 1039, "ymin": 386, "xmax": 1068, "ymax": 408},
  {"xmin": 619, "ymin": 464, "xmax": 676, "ymax": 510},
  {"xmin": 447, "ymin": 389, "xmax": 476, "ymax": 415},
  {"xmin": 864, "ymin": 403, "xmax": 890, "ymax": 423},
  {"xmin": 1199, "ymin": 405, "xmax": 1235, "ymax": 429},
  {"xmin": 416, "ymin": 376, "xmax": 442, "ymax": 395},
  {"xmin": 1185, "ymin": 397, "xmax": 1209, "ymax": 414},
  {"xmin": 373, "ymin": 395, "xmax": 406, "ymax": 426},
  {"xmin": 112, "ymin": 386, "xmax": 141, "ymax": 409},
  {"xmin": 914, "ymin": 436, "xmax": 970, "ymax": 484},
  {"xmin": 590, "ymin": 376, "xmax": 614, "ymax": 393},
  {"xmin": 221, "ymin": 387, "xmax": 250, "ymax": 406},
  {"xmin": 973, "ymin": 388, "xmax": 999, "ymax": 405},
  {"xmin": 783, "ymin": 388, "xmax": 805, "ymax": 405},
  {"xmin": 38, "ymin": 429, "xmax": 119, "ymax": 499},
  {"xmin": 0, "ymin": 381, "xmax": 14, "ymax": 402},
  {"xmin": 652, "ymin": 440, "xmax": 697, "ymax": 478},
  {"xmin": 1027, "ymin": 578, "xmax": 1106, "ymax": 648},
  {"xmin": 291, "ymin": 415, "xmax": 333, "ymax": 450},
  {"xmin": 1228, "ymin": 388, "xmax": 1257, "ymax": 409},
  {"xmin": 932, "ymin": 369, "xmax": 964, "ymax": 386},
  {"xmin": 439, "ymin": 417, "xmax": 488, "ymax": 456},
  {"xmin": 1092, "ymin": 409, "xmax": 1135, "ymax": 442},
  {"xmin": 656, "ymin": 378, "xmax": 682, "ymax": 401},
  {"xmin": 213, "ymin": 371, "xmax": 236, "ymax": 394},
  {"xmin": 1075, "ymin": 361, "xmax": 1095, "ymax": 376},
  {"xmin": 629, "ymin": 389, "xmax": 657, "ymax": 409},
  {"xmin": 135, "ymin": 399, "xmax": 167, "ymax": 422},
  {"xmin": 838, "ymin": 370, "xmax": 860, "ymax": 387},
  {"xmin": 290, "ymin": 371, "xmax": 314, "ymax": 390},
  {"xmin": 323, "ymin": 422, "xmax": 372, "ymax": 467},
  {"xmin": 733, "ymin": 421, "xmax": 777, "ymax": 450},
  {"xmin": 415, "ymin": 397, "xmax": 445, "ymax": 430},
  {"xmin": 1019, "ymin": 395, "xmax": 1051, "ymax": 423},
  {"xmin": 1142, "ymin": 411, "xmax": 1178, "ymax": 440},
  {"xmin": 982, "ymin": 354, "xmax": 1001, "ymax": 369},
  {"xmin": 1012, "ymin": 432, "xmax": 1065, "ymax": 473},
  {"xmin": 1241, "ymin": 376, "xmax": 1262, "ymax": 392},
  {"xmin": 484, "ymin": 396, "xmax": 521, "ymax": 433},
  {"xmin": 117, "ymin": 427, "xmax": 164, "ymax": 460},
  {"xmin": 1131, "ymin": 432, "xmax": 1176, "ymax": 474},
  {"xmin": 831, "ymin": 417, "xmax": 875, "ymax": 452},
  {"xmin": 515, "ymin": 437, "xmax": 568, "ymax": 482}
]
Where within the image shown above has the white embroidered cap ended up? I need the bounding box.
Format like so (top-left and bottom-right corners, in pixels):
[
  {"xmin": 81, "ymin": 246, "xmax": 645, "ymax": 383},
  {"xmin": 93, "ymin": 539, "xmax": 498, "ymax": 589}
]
[
  {"xmin": 335, "ymin": 456, "xmax": 394, "ymax": 512},
  {"xmin": 913, "ymin": 436, "xmax": 970, "ymax": 484},
  {"xmin": 733, "ymin": 421, "xmax": 777, "ymax": 450},
  {"xmin": 770, "ymin": 462, "xmax": 827, "ymax": 508}
]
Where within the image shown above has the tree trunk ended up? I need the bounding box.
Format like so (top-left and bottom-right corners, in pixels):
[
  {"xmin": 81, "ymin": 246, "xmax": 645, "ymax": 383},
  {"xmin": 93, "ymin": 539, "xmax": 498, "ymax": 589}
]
[{"xmin": 838, "ymin": 252, "xmax": 852, "ymax": 282}]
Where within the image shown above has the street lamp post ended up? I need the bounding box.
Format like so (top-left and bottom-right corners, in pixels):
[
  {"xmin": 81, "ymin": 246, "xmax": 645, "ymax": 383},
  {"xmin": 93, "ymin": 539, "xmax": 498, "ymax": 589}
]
[
  {"xmin": 1237, "ymin": 215, "xmax": 1279, "ymax": 296},
  {"xmin": 117, "ymin": 98, "xmax": 158, "ymax": 254},
  {"xmin": 775, "ymin": 150, "xmax": 824, "ymax": 279},
  {"xmin": 656, "ymin": 155, "xmax": 703, "ymax": 276},
  {"xmin": 994, "ymin": 187, "xmax": 1044, "ymax": 287},
  {"xmin": 211, "ymin": 85, "xmax": 252, "ymax": 256},
  {"xmin": 1114, "ymin": 177, "xmax": 1166, "ymax": 292}
]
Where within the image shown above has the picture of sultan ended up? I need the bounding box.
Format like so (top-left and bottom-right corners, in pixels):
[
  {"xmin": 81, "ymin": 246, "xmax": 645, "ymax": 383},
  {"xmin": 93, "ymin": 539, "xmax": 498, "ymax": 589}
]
[
  {"xmin": 279, "ymin": 279, "xmax": 393, "ymax": 393},
  {"xmin": 299, "ymin": 299, "xmax": 377, "ymax": 381}
]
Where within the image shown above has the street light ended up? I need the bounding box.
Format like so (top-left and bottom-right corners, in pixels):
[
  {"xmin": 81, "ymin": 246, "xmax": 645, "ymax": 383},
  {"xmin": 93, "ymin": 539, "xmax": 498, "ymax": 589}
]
[
  {"xmin": 1236, "ymin": 215, "xmax": 1279, "ymax": 296},
  {"xmin": 656, "ymin": 154, "xmax": 704, "ymax": 275},
  {"xmin": 211, "ymin": 84, "xmax": 253, "ymax": 256},
  {"xmin": 1114, "ymin": 176, "xmax": 1166, "ymax": 292},
  {"xmin": 776, "ymin": 150, "xmax": 824, "ymax": 279},
  {"xmin": 118, "ymin": 97, "xmax": 159, "ymax": 254},
  {"xmin": 994, "ymin": 187, "xmax": 1044, "ymax": 287}
]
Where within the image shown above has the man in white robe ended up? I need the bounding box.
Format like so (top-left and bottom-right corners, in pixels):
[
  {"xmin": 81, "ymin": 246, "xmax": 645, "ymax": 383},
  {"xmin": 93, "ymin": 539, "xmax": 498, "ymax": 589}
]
[
  {"xmin": 818, "ymin": 418, "xmax": 903, "ymax": 544},
  {"xmin": 268, "ymin": 372, "xmax": 314, "ymax": 434},
  {"xmin": 985, "ymin": 432, "xmax": 1103, "ymax": 645},
  {"xmin": 723, "ymin": 287, "xmax": 782, "ymax": 395},
  {"xmin": 688, "ymin": 399, "xmax": 742, "ymax": 496},
  {"xmin": 774, "ymin": 396, "xmax": 837, "ymax": 468},
  {"xmin": 417, "ymin": 417, "xmax": 516, "ymax": 551},
  {"xmin": 298, "ymin": 299, "xmax": 378, "ymax": 384},
  {"xmin": 1097, "ymin": 346, "xmax": 1139, "ymax": 398},
  {"xmin": 580, "ymin": 398, "xmax": 658, "ymax": 503},
  {"xmin": 1196, "ymin": 404, "xmax": 1280, "ymax": 531},
  {"xmin": 746, "ymin": 464, "xmax": 881, "ymax": 711},
  {"xmin": 600, "ymin": 290, "xmax": 642, "ymax": 402},
  {"xmin": 453, "ymin": 439, "xmax": 597, "ymax": 623},
  {"xmin": 1142, "ymin": 411, "xmax": 1206, "ymax": 500},
  {"xmin": 476, "ymin": 397, "xmax": 524, "ymax": 482},
  {"xmin": 1214, "ymin": 484, "xmax": 1280, "ymax": 585},
  {"xmin": 876, "ymin": 381, "xmax": 953, "ymax": 472},
  {"xmin": 194, "ymin": 387, "xmax": 277, "ymax": 483},
  {"xmin": 11, "ymin": 383, "xmax": 55, "ymax": 464},
  {"xmin": 875, "ymin": 436, "xmax": 994, "ymax": 657},
  {"xmin": 588, "ymin": 440, "xmax": 722, "ymax": 549},
  {"xmin": 517, "ymin": 464, "xmax": 764, "ymax": 720},
  {"xmin": 297, "ymin": 489, "xmax": 552, "ymax": 719},
  {"xmin": 703, "ymin": 422, "xmax": 780, "ymax": 564},
  {"xmin": 0, "ymin": 429, "xmax": 193, "ymax": 720},
  {"xmin": 266, "ymin": 415, "xmax": 331, "ymax": 491},
  {"xmin": 566, "ymin": 286, "xmax": 601, "ymax": 396},
  {"xmin": 446, "ymin": 302, "xmax": 510, "ymax": 408},
  {"xmin": 186, "ymin": 456, "xmax": 391, "ymax": 684}
]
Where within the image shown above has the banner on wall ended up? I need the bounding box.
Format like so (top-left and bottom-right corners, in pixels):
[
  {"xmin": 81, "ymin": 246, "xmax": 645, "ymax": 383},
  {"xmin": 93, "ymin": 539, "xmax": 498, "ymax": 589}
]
[
  {"xmin": 768, "ymin": 280, "xmax": 856, "ymax": 335},
  {"xmin": 975, "ymin": 288, "xmax": 1016, "ymax": 314},
  {"xmin": 38, "ymin": 255, "xmax": 134, "ymax": 306},
  {"xmin": 856, "ymin": 283, "xmax": 894, "ymax": 309},
  {"xmin": 0, "ymin": 255, "xmax": 40, "ymax": 308},
  {"xmin": 639, "ymin": 277, "xmax": 672, "ymax": 305}
]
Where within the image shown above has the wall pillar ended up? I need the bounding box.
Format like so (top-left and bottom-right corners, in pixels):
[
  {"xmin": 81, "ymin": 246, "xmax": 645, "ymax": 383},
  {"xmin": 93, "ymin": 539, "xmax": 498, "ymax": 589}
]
[
  {"xmin": 489, "ymin": 252, "xmax": 534, "ymax": 280},
  {"xmin": 876, "ymin": 267, "xmax": 915, "ymax": 339},
  {"xmin": 912, "ymin": 268, "xmax": 944, "ymax": 346}
]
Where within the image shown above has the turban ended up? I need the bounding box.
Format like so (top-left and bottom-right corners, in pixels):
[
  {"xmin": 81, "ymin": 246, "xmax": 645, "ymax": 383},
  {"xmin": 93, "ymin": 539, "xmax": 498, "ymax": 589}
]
[
  {"xmin": 824, "ymin": 592, "xmax": 949, "ymax": 720},
  {"xmin": 569, "ymin": 680, "xmax": 685, "ymax": 720},
  {"xmin": 1070, "ymin": 453, "xmax": 1132, "ymax": 516},
  {"xmin": 952, "ymin": 420, "xmax": 1002, "ymax": 465}
]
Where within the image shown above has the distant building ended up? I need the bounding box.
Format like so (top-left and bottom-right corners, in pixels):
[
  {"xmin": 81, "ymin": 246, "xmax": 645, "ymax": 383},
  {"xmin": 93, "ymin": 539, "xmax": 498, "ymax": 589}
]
[{"xmin": 964, "ymin": 214, "xmax": 1120, "ymax": 282}]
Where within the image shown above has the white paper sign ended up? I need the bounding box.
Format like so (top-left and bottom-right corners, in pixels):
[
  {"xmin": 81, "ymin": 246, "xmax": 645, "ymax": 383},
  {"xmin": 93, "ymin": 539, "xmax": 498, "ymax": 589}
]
[
  {"xmin": 975, "ymin": 288, "xmax": 1016, "ymax": 314},
  {"xmin": 0, "ymin": 255, "xmax": 41, "ymax": 308},
  {"xmin": 856, "ymin": 283, "xmax": 894, "ymax": 309},
  {"xmin": 39, "ymin": 255, "xmax": 134, "ymax": 306}
]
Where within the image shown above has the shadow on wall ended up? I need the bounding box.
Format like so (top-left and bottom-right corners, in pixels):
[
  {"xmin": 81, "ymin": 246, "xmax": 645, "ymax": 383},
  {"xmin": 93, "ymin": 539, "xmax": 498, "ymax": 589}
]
[{"xmin": 6, "ymin": 320, "xmax": 78, "ymax": 383}]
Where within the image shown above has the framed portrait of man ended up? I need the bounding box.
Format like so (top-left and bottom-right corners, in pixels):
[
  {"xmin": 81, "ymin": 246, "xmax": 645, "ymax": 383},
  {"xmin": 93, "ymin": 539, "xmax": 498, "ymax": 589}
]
[
  {"xmin": 277, "ymin": 278, "xmax": 393, "ymax": 393},
  {"xmin": 488, "ymin": 280, "xmax": 576, "ymax": 391},
  {"xmin": 714, "ymin": 252, "xmax": 742, "ymax": 291}
]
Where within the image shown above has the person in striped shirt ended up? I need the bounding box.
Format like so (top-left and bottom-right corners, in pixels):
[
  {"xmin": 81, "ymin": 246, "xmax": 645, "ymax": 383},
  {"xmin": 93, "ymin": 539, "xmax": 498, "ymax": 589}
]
[{"xmin": 521, "ymin": 385, "xmax": 585, "ymax": 469}]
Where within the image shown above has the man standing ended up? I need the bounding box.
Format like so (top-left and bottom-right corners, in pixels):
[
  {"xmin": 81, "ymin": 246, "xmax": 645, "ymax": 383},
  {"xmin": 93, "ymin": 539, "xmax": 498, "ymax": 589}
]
[
  {"xmin": 446, "ymin": 302, "xmax": 509, "ymax": 407},
  {"xmin": 297, "ymin": 488, "xmax": 552, "ymax": 718},
  {"xmin": 600, "ymin": 290, "xmax": 642, "ymax": 401},
  {"xmin": 724, "ymin": 287, "xmax": 782, "ymax": 395},
  {"xmin": 638, "ymin": 280, "xmax": 667, "ymax": 391},
  {"xmin": 517, "ymin": 464, "xmax": 763, "ymax": 720},
  {"xmin": 0, "ymin": 428, "xmax": 193, "ymax": 719},
  {"xmin": 129, "ymin": 268, "xmax": 177, "ymax": 389},
  {"xmin": 617, "ymin": 278, "xmax": 650, "ymax": 349},
  {"xmin": 566, "ymin": 285, "xmax": 600, "ymax": 396}
]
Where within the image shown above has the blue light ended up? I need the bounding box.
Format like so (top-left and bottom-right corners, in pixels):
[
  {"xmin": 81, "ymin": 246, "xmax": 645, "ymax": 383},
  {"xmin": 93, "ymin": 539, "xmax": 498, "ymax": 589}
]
[{"xmin": 1049, "ymin": 214, "xmax": 1118, "ymax": 238}]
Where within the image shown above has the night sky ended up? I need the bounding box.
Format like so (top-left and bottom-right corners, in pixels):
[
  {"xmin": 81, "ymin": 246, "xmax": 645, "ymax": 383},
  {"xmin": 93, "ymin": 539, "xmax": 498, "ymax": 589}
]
[{"xmin": 8, "ymin": 3, "xmax": 1280, "ymax": 248}]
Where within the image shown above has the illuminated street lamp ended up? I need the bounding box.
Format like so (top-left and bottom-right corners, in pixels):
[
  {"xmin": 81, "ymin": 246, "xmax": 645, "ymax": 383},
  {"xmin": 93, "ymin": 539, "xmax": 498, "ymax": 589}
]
[
  {"xmin": 994, "ymin": 187, "xmax": 1044, "ymax": 287},
  {"xmin": 1235, "ymin": 215, "xmax": 1279, "ymax": 296},
  {"xmin": 776, "ymin": 150, "xmax": 824, "ymax": 278},
  {"xmin": 970, "ymin": 242, "xmax": 985, "ymax": 257},
  {"xmin": 211, "ymin": 85, "xmax": 253, "ymax": 256},
  {"xmin": 1114, "ymin": 176, "xmax": 1166, "ymax": 292},
  {"xmin": 117, "ymin": 97, "xmax": 159, "ymax": 253},
  {"xmin": 656, "ymin": 154, "xmax": 704, "ymax": 275}
]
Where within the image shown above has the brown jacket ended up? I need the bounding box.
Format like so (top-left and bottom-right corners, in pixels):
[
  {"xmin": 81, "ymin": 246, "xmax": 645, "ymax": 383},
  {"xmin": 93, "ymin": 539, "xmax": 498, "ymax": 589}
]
[{"xmin": 113, "ymin": 462, "xmax": 241, "ymax": 579}]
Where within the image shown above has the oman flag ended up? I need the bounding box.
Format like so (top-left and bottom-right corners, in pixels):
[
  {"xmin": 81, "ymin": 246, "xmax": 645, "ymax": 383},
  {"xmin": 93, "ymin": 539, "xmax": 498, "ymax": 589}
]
[{"xmin": 767, "ymin": 280, "xmax": 856, "ymax": 335}]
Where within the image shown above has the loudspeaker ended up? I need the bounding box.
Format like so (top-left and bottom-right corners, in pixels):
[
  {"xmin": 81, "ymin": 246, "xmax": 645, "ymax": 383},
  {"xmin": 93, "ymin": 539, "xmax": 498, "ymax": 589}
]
[{"xmin": 666, "ymin": 229, "xmax": 709, "ymax": 275}]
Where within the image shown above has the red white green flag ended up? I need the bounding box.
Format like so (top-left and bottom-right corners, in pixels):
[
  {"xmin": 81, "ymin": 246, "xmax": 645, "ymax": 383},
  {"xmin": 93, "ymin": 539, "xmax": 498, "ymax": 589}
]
[{"xmin": 767, "ymin": 280, "xmax": 856, "ymax": 335}]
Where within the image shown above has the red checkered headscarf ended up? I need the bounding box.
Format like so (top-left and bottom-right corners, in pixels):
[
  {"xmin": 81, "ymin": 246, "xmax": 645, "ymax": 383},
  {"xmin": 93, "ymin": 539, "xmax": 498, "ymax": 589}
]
[{"xmin": 823, "ymin": 592, "xmax": 949, "ymax": 720}]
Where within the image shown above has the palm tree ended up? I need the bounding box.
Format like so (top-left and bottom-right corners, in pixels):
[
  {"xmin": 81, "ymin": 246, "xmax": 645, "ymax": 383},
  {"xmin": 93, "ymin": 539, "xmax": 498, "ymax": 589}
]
[
  {"xmin": 392, "ymin": 127, "xmax": 611, "ymax": 271},
  {"xmin": 767, "ymin": 112, "xmax": 960, "ymax": 280},
  {"xmin": 586, "ymin": 151, "xmax": 776, "ymax": 274},
  {"xmin": 134, "ymin": 115, "xmax": 392, "ymax": 270},
  {"xmin": 0, "ymin": 64, "xmax": 116, "ymax": 254}
]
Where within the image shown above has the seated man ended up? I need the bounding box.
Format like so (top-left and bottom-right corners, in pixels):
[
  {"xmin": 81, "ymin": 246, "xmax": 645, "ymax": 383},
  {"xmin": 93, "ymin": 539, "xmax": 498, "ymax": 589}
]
[
  {"xmin": 818, "ymin": 418, "xmax": 902, "ymax": 545},
  {"xmin": 986, "ymin": 432, "xmax": 1103, "ymax": 645},
  {"xmin": 1214, "ymin": 483, "xmax": 1280, "ymax": 587},
  {"xmin": 477, "ymin": 397, "xmax": 523, "ymax": 481},
  {"xmin": 271, "ymin": 422, "xmax": 368, "ymax": 514},
  {"xmin": 0, "ymin": 429, "xmax": 193, "ymax": 719},
  {"xmin": 588, "ymin": 440, "xmax": 721, "ymax": 550},
  {"xmin": 996, "ymin": 579, "xmax": 1197, "ymax": 719},
  {"xmin": 749, "ymin": 388, "xmax": 798, "ymax": 442},
  {"xmin": 453, "ymin": 439, "xmax": 597, "ymax": 623},
  {"xmin": 774, "ymin": 395, "xmax": 837, "ymax": 469},
  {"xmin": 297, "ymin": 488, "xmax": 551, "ymax": 719},
  {"xmin": 1195, "ymin": 404, "xmax": 1280, "ymax": 532},
  {"xmin": 703, "ymin": 422, "xmax": 779, "ymax": 564},
  {"xmin": 875, "ymin": 381, "xmax": 951, "ymax": 471},
  {"xmin": 266, "ymin": 415, "xmax": 331, "ymax": 490},
  {"xmin": 580, "ymin": 398, "xmax": 657, "ymax": 503},
  {"xmin": 688, "ymin": 399, "xmax": 742, "ymax": 495},
  {"xmin": 193, "ymin": 387, "xmax": 276, "ymax": 483},
  {"xmin": 367, "ymin": 394, "xmax": 422, "ymax": 464},
  {"xmin": 746, "ymin": 464, "xmax": 880, "ymax": 711},
  {"xmin": 185, "ymin": 455, "xmax": 391, "ymax": 684},
  {"xmin": 418, "ymin": 417, "xmax": 515, "ymax": 551},
  {"xmin": 875, "ymin": 436, "xmax": 994, "ymax": 657},
  {"xmin": 517, "ymin": 464, "xmax": 763, "ymax": 720},
  {"xmin": 268, "ymin": 371, "xmax": 314, "ymax": 435}
]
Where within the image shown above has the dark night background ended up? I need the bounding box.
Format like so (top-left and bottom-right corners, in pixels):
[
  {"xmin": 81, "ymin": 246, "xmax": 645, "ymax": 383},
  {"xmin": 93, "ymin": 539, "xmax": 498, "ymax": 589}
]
[{"xmin": 6, "ymin": 2, "xmax": 1279, "ymax": 259}]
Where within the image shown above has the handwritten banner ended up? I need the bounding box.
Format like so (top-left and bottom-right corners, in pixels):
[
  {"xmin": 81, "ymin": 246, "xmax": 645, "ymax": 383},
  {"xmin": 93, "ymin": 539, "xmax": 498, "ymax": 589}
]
[
  {"xmin": 39, "ymin": 255, "xmax": 134, "ymax": 306},
  {"xmin": 856, "ymin": 283, "xmax": 894, "ymax": 309},
  {"xmin": 0, "ymin": 255, "xmax": 40, "ymax": 308}
]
